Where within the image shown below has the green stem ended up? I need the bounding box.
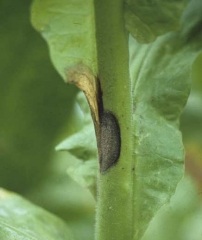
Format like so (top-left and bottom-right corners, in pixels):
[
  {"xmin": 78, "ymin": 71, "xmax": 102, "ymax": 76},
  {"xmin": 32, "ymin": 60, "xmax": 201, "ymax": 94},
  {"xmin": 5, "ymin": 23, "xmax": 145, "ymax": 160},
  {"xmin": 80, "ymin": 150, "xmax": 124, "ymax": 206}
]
[{"xmin": 94, "ymin": 1, "xmax": 133, "ymax": 239}]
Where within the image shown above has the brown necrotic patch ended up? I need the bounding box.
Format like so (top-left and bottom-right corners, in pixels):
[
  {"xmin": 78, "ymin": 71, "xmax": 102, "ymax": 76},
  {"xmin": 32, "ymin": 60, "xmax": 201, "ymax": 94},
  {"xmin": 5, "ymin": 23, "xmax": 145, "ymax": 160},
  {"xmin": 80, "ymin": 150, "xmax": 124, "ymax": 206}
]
[
  {"xmin": 99, "ymin": 111, "xmax": 121, "ymax": 173},
  {"xmin": 66, "ymin": 64, "xmax": 121, "ymax": 173},
  {"xmin": 66, "ymin": 64, "xmax": 100, "ymax": 127}
]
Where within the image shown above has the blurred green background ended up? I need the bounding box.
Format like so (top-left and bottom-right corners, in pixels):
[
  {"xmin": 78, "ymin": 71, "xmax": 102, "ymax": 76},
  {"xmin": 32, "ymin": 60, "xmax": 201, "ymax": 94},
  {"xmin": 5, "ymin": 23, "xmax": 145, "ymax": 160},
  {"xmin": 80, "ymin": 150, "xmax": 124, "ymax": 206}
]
[
  {"xmin": 181, "ymin": 53, "xmax": 202, "ymax": 192},
  {"xmin": 0, "ymin": 1, "xmax": 202, "ymax": 240},
  {"xmin": 0, "ymin": 1, "xmax": 95, "ymax": 240}
]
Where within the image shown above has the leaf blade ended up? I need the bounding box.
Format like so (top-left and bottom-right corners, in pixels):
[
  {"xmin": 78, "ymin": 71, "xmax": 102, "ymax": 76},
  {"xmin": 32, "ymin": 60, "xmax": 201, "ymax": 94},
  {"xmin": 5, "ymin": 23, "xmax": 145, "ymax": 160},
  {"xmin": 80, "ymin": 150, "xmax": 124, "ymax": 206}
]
[
  {"xmin": 31, "ymin": 0, "xmax": 97, "ymax": 80},
  {"xmin": 0, "ymin": 189, "xmax": 74, "ymax": 240},
  {"xmin": 124, "ymin": 0, "xmax": 188, "ymax": 43},
  {"xmin": 56, "ymin": 92, "xmax": 98, "ymax": 197},
  {"xmin": 130, "ymin": 1, "xmax": 202, "ymax": 238}
]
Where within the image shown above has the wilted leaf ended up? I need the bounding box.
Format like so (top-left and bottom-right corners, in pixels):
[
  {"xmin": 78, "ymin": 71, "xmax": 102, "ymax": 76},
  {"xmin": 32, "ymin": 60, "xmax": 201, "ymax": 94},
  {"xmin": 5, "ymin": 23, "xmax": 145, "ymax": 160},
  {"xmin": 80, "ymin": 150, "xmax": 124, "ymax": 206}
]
[
  {"xmin": 130, "ymin": 0, "xmax": 202, "ymax": 238},
  {"xmin": 124, "ymin": 0, "xmax": 188, "ymax": 43},
  {"xmin": 0, "ymin": 188, "xmax": 74, "ymax": 240}
]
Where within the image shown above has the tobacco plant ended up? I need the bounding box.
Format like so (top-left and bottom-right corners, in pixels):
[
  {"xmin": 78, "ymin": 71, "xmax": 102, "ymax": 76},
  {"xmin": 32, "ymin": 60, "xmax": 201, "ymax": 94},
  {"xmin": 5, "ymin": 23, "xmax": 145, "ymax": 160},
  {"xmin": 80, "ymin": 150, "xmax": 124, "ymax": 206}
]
[{"xmin": 0, "ymin": 0, "xmax": 202, "ymax": 240}]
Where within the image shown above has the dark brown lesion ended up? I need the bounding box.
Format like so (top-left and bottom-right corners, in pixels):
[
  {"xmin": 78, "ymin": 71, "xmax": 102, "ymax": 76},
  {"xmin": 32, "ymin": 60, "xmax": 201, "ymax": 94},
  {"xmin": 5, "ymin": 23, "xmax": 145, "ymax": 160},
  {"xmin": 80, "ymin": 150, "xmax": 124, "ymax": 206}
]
[
  {"xmin": 99, "ymin": 111, "xmax": 121, "ymax": 173},
  {"xmin": 66, "ymin": 64, "xmax": 121, "ymax": 173}
]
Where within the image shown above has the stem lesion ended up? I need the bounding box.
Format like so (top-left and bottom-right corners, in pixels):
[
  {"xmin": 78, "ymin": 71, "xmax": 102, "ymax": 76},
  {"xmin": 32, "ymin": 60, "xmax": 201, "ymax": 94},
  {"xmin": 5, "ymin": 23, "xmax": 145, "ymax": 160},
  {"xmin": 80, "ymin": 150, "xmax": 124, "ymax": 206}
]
[
  {"xmin": 66, "ymin": 64, "xmax": 122, "ymax": 173},
  {"xmin": 94, "ymin": 0, "xmax": 134, "ymax": 239},
  {"xmin": 66, "ymin": 1, "xmax": 134, "ymax": 239}
]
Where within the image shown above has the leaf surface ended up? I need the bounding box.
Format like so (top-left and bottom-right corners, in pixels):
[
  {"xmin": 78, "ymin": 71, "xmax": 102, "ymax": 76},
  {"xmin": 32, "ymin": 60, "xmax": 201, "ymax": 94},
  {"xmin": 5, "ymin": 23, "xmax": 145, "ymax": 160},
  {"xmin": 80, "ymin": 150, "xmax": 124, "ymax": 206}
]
[
  {"xmin": 130, "ymin": 0, "xmax": 202, "ymax": 238},
  {"xmin": 143, "ymin": 176, "xmax": 202, "ymax": 240},
  {"xmin": 0, "ymin": 189, "xmax": 74, "ymax": 240},
  {"xmin": 31, "ymin": 0, "xmax": 97, "ymax": 80},
  {"xmin": 56, "ymin": 92, "xmax": 98, "ymax": 197},
  {"xmin": 124, "ymin": 0, "xmax": 188, "ymax": 43}
]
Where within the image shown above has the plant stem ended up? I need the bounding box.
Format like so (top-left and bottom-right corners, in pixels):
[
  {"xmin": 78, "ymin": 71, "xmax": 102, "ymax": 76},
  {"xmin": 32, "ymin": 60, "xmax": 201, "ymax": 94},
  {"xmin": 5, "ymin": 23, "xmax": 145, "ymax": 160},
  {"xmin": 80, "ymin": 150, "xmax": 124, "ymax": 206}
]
[{"xmin": 94, "ymin": 1, "xmax": 133, "ymax": 239}]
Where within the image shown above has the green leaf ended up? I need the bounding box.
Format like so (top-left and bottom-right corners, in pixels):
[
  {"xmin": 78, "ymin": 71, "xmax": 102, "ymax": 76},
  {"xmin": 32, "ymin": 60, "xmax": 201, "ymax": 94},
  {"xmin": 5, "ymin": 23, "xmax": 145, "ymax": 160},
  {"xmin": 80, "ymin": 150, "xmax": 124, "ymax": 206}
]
[
  {"xmin": 130, "ymin": 0, "xmax": 202, "ymax": 238},
  {"xmin": 143, "ymin": 176, "xmax": 202, "ymax": 240},
  {"xmin": 31, "ymin": 0, "xmax": 97, "ymax": 81},
  {"xmin": 67, "ymin": 159, "xmax": 98, "ymax": 197},
  {"xmin": 56, "ymin": 92, "xmax": 97, "ymax": 159},
  {"xmin": 25, "ymin": 152, "xmax": 95, "ymax": 240},
  {"xmin": 56, "ymin": 125, "xmax": 97, "ymax": 160},
  {"xmin": 56, "ymin": 92, "xmax": 98, "ymax": 197},
  {"xmin": 124, "ymin": 0, "xmax": 188, "ymax": 43},
  {"xmin": 0, "ymin": 188, "xmax": 74, "ymax": 240}
]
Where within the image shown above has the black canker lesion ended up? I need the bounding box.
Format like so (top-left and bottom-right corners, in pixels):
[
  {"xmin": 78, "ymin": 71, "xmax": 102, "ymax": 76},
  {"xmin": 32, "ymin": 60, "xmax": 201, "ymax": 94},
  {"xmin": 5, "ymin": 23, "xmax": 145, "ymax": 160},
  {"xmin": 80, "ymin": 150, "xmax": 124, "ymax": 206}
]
[
  {"xmin": 65, "ymin": 66, "xmax": 121, "ymax": 173},
  {"xmin": 96, "ymin": 79, "xmax": 121, "ymax": 173}
]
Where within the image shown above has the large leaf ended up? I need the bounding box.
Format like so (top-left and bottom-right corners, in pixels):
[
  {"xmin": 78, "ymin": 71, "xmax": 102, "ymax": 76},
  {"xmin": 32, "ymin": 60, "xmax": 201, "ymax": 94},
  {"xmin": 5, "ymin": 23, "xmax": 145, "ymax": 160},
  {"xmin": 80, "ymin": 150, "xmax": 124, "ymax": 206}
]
[
  {"xmin": 25, "ymin": 152, "xmax": 95, "ymax": 240},
  {"xmin": 124, "ymin": 0, "xmax": 188, "ymax": 43},
  {"xmin": 56, "ymin": 92, "xmax": 98, "ymax": 197},
  {"xmin": 143, "ymin": 176, "xmax": 202, "ymax": 240},
  {"xmin": 0, "ymin": 188, "xmax": 74, "ymax": 239},
  {"xmin": 130, "ymin": 0, "xmax": 202, "ymax": 238},
  {"xmin": 31, "ymin": 0, "xmax": 188, "ymax": 74},
  {"xmin": 31, "ymin": 0, "xmax": 97, "ymax": 80}
]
